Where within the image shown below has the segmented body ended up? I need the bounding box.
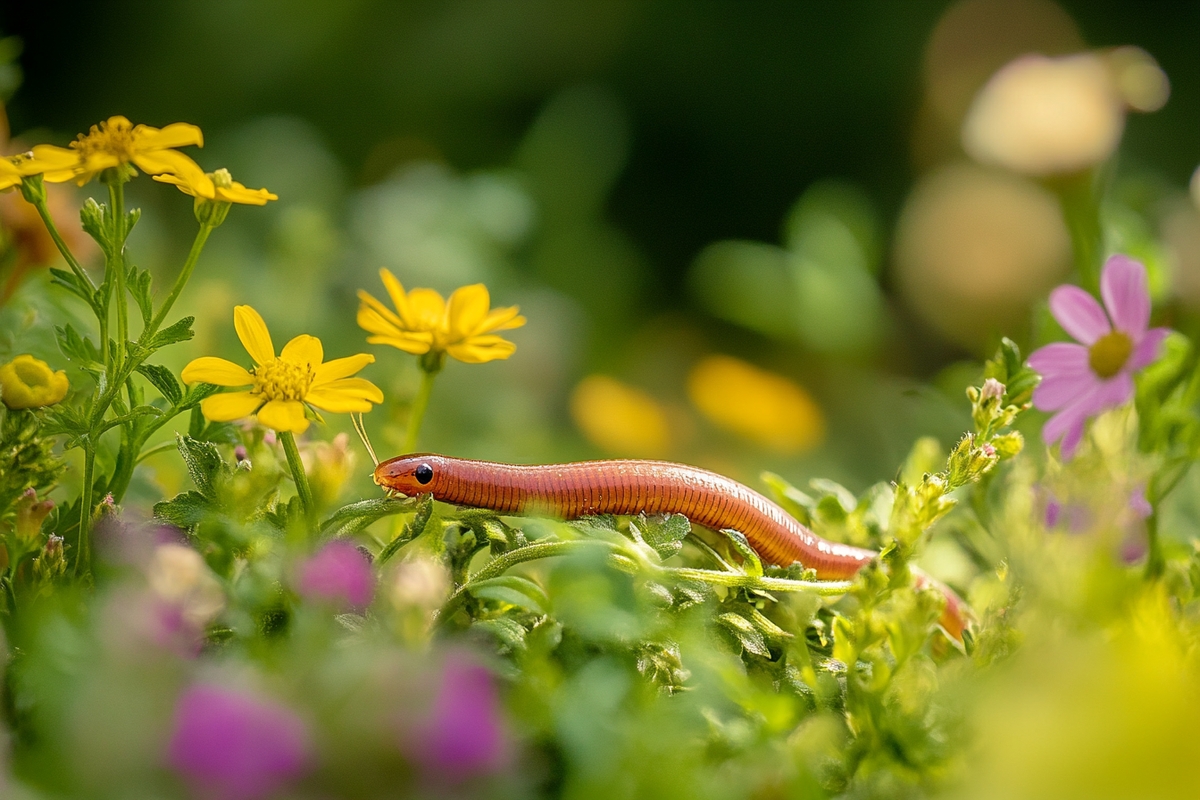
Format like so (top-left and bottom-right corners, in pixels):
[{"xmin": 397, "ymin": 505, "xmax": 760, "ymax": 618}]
[{"xmin": 377, "ymin": 455, "xmax": 875, "ymax": 579}]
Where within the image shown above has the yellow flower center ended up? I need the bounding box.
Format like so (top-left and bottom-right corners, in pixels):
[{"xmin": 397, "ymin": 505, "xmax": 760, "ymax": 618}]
[
  {"xmin": 72, "ymin": 118, "xmax": 137, "ymax": 160},
  {"xmin": 1088, "ymin": 331, "xmax": 1133, "ymax": 378},
  {"xmin": 211, "ymin": 168, "xmax": 233, "ymax": 189},
  {"xmin": 253, "ymin": 358, "xmax": 313, "ymax": 401}
]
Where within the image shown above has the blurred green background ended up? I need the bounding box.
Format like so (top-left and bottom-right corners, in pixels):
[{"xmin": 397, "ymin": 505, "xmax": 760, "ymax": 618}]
[{"xmin": 2, "ymin": 0, "xmax": 1198, "ymax": 505}]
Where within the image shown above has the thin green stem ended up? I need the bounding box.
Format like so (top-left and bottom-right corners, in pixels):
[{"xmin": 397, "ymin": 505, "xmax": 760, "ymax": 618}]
[
  {"xmin": 28, "ymin": 191, "xmax": 96, "ymax": 294},
  {"xmin": 149, "ymin": 223, "xmax": 213, "ymax": 335},
  {"xmin": 1051, "ymin": 171, "xmax": 1103, "ymax": 295},
  {"xmin": 404, "ymin": 362, "xmax": 441, "ymax": 453},
  {"xmin": 107, "ymin": 180, "xmax": 128, "ymax": 370},
  {"xmin": 1144, "ymin": 511, "xmax": 1164, "ymax": 581},
  {"xmin": 666, "ymin": 567, "xmax": 853, "ymax": 595},
  {"xmin": 135, "ymin": 438, "xmax": 179, "ymax": 464},
  {"xmin": 75, "ymin": 445, "xmax": 95, "ymax": 578},
  {"xmin": 280, "ymin": 431, "xmax": 316, "ymax": 529}
]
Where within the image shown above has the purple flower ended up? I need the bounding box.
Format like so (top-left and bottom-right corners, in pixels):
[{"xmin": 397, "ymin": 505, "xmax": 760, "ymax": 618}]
[
  {"xmin": 1028, "ymin": 255, "xmax": 1170, "ymax": 458},
  {"xmin": 296, "ymin": 540, "xmax": 374, "ymax": 610},
  {"xmin": 168, "ymin": 684, "xmax": 311, "ymax": 800},
  {"xmin": 412, "ymin": 657, "xmax": 509, "ymax": 780}
]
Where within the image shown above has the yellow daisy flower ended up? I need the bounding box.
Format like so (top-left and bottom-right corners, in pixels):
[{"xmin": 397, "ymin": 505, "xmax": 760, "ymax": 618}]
[
  {"xmin": 23, "ymin": 115, "xmax": 211, "ymax": 190},
  {"xmin": 154, "ymin": 167, "xmax": 278, "ymax": 206},
  {"xmin": 357, "ymin": 268, "xmax": 525, "ymax": 364},
  {"xmin": 0, "ymin": 354, "xmax": 69, "ymax": 410},
  {"xmin": 181, "ymin": 305, "xmax": 383, "ymax": 434}
]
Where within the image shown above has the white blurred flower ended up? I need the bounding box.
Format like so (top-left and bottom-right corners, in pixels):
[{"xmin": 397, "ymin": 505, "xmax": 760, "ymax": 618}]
[
  {"xmin": 962, "ymin": 53, "xmax": 1125, "ymax": 176},
  {"xmin": 389, "ymin": 556, "xmax": 451, "ymax": 611},
  {"xmin": 147, "ymin": 544, "xmax": 225, "ymax": 628}
]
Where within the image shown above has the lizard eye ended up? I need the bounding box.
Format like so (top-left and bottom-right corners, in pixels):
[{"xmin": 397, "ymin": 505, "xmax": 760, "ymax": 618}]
[{"xmin": 414, "ymin": 463, "xmax": 434, "ymax": 485}]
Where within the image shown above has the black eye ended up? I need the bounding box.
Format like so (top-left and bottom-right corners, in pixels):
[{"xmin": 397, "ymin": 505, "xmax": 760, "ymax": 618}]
[{"xmin": 414, "ymin": 463, "xmax": 434, "ymax": 485}]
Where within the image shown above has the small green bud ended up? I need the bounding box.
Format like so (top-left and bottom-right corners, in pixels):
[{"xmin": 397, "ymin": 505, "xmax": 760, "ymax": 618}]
[
  {"xmin": 33, "ymin": 534, "xmax": 66, "ymax": 585},
  {"xmin": 193, "ymin": 196, "xmax": 231, "ymax": 228},
  {"xmin": 14, "ymin": 488, "xmax": 53, "ymax": 545},
  {"xmin": 990, "ymin": 431, "xmax": 1024, "ymax": 459},
  {"xmin": 17, "ymin": 171, "xmax": 46, "ymax": 206}
]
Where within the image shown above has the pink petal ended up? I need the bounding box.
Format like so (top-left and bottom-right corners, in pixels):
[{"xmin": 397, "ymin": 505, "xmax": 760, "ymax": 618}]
[
  {"xmin": 1027, "ymin": 342, "xmax": 1090, "ymax": 375},
  {"xmin": 1034, "ymin": 370, "xmax": 1097, "ymax": 412},
  {"xmin": 1049, "ymin": 285, "xmax": 1110, "ymax": 345},
  {"xmin": 1127, "ymin": 327, "xmax": 1170, "ymax": 371},
  {"xmin": 1101, "ymin": 255, "xmax": 1150, "ymax": 337},
  {"xmin": 1040, "ymin": 373, "xmax": 1133, "ymax": 459},
  {"xmin": 1042, "ymin": 402, "xmax": 1087, "ymax": 451}
]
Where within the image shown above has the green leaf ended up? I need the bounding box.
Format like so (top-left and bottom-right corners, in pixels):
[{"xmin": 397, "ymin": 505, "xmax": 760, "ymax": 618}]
[
  {"xmin": 148, "ymin": 316, "xmax": 195, "ymax": 349},
  {"xmin": 809, "ymin": 478, "xmax": 857, "ymax": 514},
  {"xmin": 180, "ymin": 382, "xmax": 220, "ymax": 410},
  {"xmin": 320, "ymin": 496, "xmax": 419, "ymax": 538},
  {"xmin": 128, "ymin": 264, "xmax": 153, "ymax": 325},
  {"xmin": 136, "ymin": 363, "xmax": 183, "ymax": 405},
  {"xmin": 55, "ymin": 324, "xmax": 103, "ymax": 373},
  {"xmin": 630, "ymin": 513, "xmax": 691, "ymax": 560},
  {"xmin": 985, "ymin": 337, "xmax": 1040, "ymax": 407},
  {"xmin": 720, "ymin": 528, "xmax": 763, "ymax": 577},
  {"xmin": 467, "ymin": 575, "xmax": 550, "ymax": 614},
  {"xmin": 175, "ymin": 434, "xmax": 228, "ymax": 499},
  {"xmin": 717, "ymin": 611, "xmax": 771, "ymax": 657},
  {"xmin": 153, "ymin": 490, "xmax": 212, "ymax": 530},
  {"xmin": 761, "ymin": 471, "xmax": 815, "ymax": 524},
  {"xmin": 377, "ymin": 494, "xmax": 434, "ymax": 565},
  {"xmin": 470, "ymin": 617, "xmax": 528, "ymax": 654},
  {"xmin": 48, "ymin": 267, "xmax": 95, "ymax": 307}
]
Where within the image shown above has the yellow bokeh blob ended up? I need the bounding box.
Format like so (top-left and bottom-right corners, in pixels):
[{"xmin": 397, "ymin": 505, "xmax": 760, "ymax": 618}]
[
  {"xmin": 570, "ymin": 375, "xmax": 671, "ymax": 458},
  {"xmin": 687, "ymin": 355, "xmax": 824, "ymax": 454}
]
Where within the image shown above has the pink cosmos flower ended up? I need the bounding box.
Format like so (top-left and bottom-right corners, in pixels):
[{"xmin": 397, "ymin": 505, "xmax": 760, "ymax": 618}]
[{"xmin": 1028, "ymin": 255, "xmax": 1169, "ymax": 458}]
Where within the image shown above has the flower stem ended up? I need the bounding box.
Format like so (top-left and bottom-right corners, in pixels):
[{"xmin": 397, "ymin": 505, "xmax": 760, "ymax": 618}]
[
  {"xmin": 27, "ymin": 189, "xmax": 96, "ymax": 295},
  {"xmin": 107, "ymin": 179, "xmax": 128, "ymax": 370},
  {"xmin": 404, "ymin": 358, "xmax": 442, "ymax": 453},
  {"xmin": 149, "ymin": 222, "xmax": 213, "ymax": 335},
  {"xmin": 1052, "ymin": 171, "xmax": 1103, "ymax": 295},
  {"xmin": 279, "ymin": 431, "xmax": 316, "ymax": 530},
  {"xmin": 75, "ymin": 445, "xmax": 95, "ymax": 578}
]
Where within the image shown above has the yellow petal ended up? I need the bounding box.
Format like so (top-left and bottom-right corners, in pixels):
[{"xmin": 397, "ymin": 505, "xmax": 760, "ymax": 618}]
[
  {"xmin": 135, "ymin": 121, "xmax": 204, "ymax": 150},
  {"xmin": 405, "ymin": 288, "xmax": 447, "ymax": 332},
  {"xmin": 257, "ymin": 399, "xmax": 309, "ymax": 433},
  {"xmin": 365, "ymin": 334, "xmax": 433, "ymax": 355},
  {"xmin": 379, "ymin": 269, "xmax": 413, "ymax": 327},
  {"xmin": 305, "ymin": 378, "xmax": 384, "ymax": 413},
  {"xmin": 181, "ymin": 357, "xmax": 253, "ymax": 387},
  {"xmin": 477, "ymin": 306, "xmax": 526, "ymax": 334},
  {"xmin": 281, "ymin": 334, "xmax": 323, "ymax": 371},
  {"xmin": 234, "ymin": 305, "xmax": 275, "ymax": 365},
  {"xmin": 23, "ymin": 145, "xmax": 80, "ymax": 182},
  {"xmin": 445, "ymin": 335, "xmax": 517, "ymax": 364},
  {"xmin": 355, "ymin": 302, "xmax": 403, "ymax": 335},
  {"xmin": 200, "ymin": 391, "xmax": 262, "ymax": 422},
  {"xmin": 216, "ymin": 181, "xmax": 277, "ymax": 205},
  {"xmin": 313, "ymin": 353, "xmax": 374, "ymax": 385},
  {"xmin": 153, "ymin": 173, "xmax": 199, "ymax": 198},
  {"xmin": 134, "ymin": 150, "xmax": 213, "ymax": 196},
  {"xmin": 446, "ymin": 284, "xmax": 491, "ymax": 341}
]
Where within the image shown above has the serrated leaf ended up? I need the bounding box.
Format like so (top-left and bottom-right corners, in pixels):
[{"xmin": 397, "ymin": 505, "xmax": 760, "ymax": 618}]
[
  {"xmin": 631, "ymin": 513, "xmax": 691, "ymax": 560},
  {"xmin": 175, "ymin": 434, "xmax": 228, "ymax": 499},
  {"xmin": 717, "ymin": 612, "xmax": 771, "ymax": 657},
  {"xmin": 319, "ymin": 496, "xmax": 419, "ymax": 538},
  {"xmin": 148, "ymin": 316, "xmax": 195, "ymax": 349},
  {"xmin": 55, "ymin": 324, "xmax": 103, "ymax": 373},
  {"xmin": 48, "ymin": 267, "xmax": 95, "ymax": 307},
  {"xmin": 136, "ymin": 363, "xmax": 183, "ymax": 405},
  {"xmin": 467, "ymin": 575, "xmax": 549, "ymax": 614},
  {"xmin": 720, "ymin": 528, "xmax": 763, "ymax": 577},
  {"xmin": 128, "ymin": 264, "xmax": 153, "ymax": 325},
  {"xmin": 153, "ymin": 490, "xmax": 212, "ymax": 529}
]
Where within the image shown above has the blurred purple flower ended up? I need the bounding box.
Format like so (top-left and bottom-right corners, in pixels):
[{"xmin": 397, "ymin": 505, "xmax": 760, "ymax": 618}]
[
  {"xmin": 413, "ymin": 656, "xmax": 509, "ymax": 781},
  {"xmin": 1028, "ymin": 255, "xmax": 1169, "ymax": 459},
  {"xmin": 168, "ymin": 684, "xmax": 311, "ymax": 800},
  {"xmin": 296, "ymin": 540, "xmax": 374, "ymax": 610}
]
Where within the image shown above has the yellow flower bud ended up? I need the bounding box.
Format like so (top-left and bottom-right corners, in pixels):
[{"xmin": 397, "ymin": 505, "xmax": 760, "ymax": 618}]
[{"xmin": 0, "ymin": 354, "xmax": 69, "ymax": 409}]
